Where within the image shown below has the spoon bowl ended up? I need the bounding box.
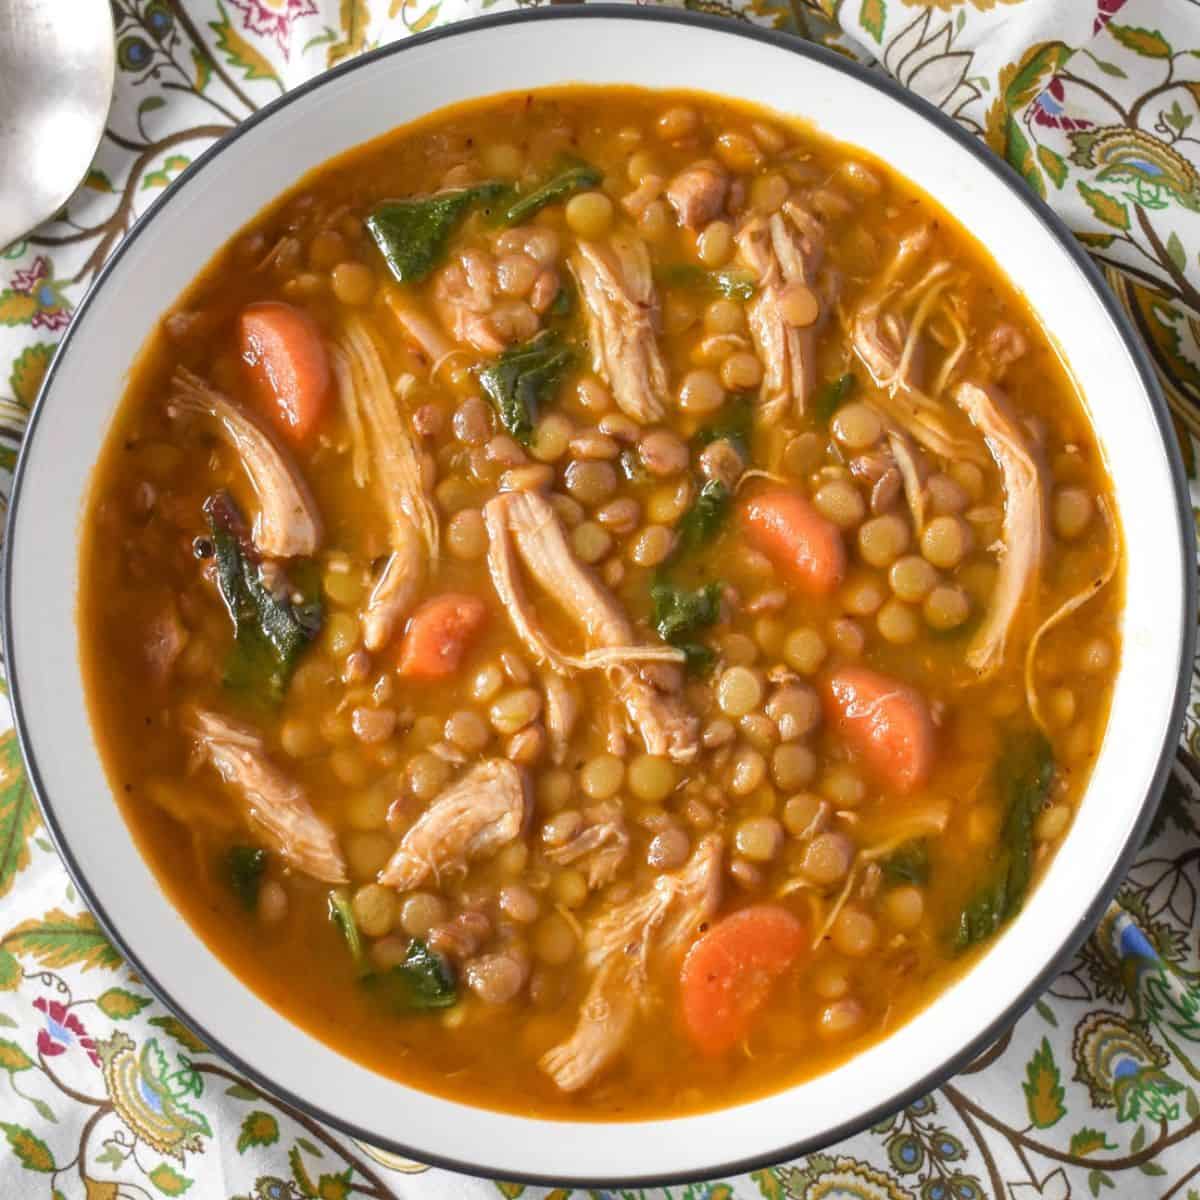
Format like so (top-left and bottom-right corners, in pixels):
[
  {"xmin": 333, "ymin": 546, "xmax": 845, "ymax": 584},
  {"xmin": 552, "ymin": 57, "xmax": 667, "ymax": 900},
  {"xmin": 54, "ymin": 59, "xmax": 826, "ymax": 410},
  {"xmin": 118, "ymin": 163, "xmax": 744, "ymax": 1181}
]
[{"xmin": 0, "ymin": 0, "xmax": 115, "ymax": 248}]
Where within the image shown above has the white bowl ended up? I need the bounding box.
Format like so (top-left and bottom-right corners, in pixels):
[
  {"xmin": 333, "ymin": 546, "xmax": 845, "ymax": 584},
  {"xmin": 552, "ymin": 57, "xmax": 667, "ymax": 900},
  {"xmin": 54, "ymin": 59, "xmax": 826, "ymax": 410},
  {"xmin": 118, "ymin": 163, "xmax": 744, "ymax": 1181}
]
[{"xmin": 6, "ymin": 7, "xmax": 1194, "ymax": 1185}]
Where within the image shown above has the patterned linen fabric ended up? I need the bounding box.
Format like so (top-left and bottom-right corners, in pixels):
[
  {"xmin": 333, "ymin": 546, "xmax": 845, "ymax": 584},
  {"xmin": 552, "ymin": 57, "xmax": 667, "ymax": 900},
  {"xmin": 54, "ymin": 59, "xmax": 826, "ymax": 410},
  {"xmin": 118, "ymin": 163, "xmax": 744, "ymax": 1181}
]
[{"xmin": 1, "ymin": 2, "xmax": 1199, "ymax": 1197}]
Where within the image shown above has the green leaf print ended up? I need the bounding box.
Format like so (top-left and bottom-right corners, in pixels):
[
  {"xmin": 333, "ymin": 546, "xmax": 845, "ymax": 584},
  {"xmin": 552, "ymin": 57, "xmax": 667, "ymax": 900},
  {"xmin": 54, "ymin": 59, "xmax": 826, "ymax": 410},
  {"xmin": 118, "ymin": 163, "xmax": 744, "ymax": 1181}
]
[
  {"xmin": 148, "ymin": 1163, "xmax": 193, "ymax": 1195},
  {"xmin": 328, "ymin": 0, "xmax": 369, "ymax": 66},
  {"xmin": 0, "ymin": 1122, "xmax": 54, "ymax": 1172},
  {"xmin": 859, "ymin": 0, "xmax": 884, "ymax": 43},
  {"xmin": 191, "ymin": 46, "xmax": 212, "ymax": 92},
  {"xmin": 237, "ymin": 1110, "xmax": 279, "ymax": 1153},
  {"xmin": 98, "ymin": 987, "xmax": 152, "ymax": 1020},
  {"xmin": 1023, "ymin": 1037, "xmax": 1066, "ymax": 1127},
  {"xmin": 1070, "ymin": 1126, "xmax": 1115, "ymax": 1154},
  {"xmin": 0, "ymin": 731, "xmax": 38, "ymax": 900},
  {"xmin": 0, "ymin": 950, "xmax": 18, "ymax": 991},
  {"xmin": 0, "ymin": 292, "xmax": 38, "ymax": 326},
  {"xmin": 1168, "ymin": 231, "xmax": 1187, "ymax": 275},
  {"xmin": 210, "ymin": 1, "xmax": 282, "ymax": 87},
  {"xmin": 1037, "ymin": 145, "xmax": 1069, "ymax": 190},
  {"xmin": 148, "ymin": 1015, "xmax": 207, "ymax": 1054},
  {"xmin": 1077, "ymin": 182, "xmax": 1131, "ymax": 231},
  {"xmin": 84, "ymin": 168, "xmax": 114, "ymax": 192},
  {"xmin": 1107, "ymin": 24, "xmax": 1172, "ymax": 59},
  {"xmin": 751, "ymin": 1169, "xmax": 786, "ymax": 1200},
  {"xmin": 0, "ymin": 909, "xmax": 121, "ymax": 972},
  {"xmin": 495, "ymin": 1187, "xmax": 525, "ymax": 1199},
  {"xmin": 9, "ymin": 343, "xmax": 53, "ymax": 408},
  {"xmin": 316, "ymin": 1171, "xmax": 352, "ymax": 1200},
  {"xmin": 1005, "ymin": 118, "xmax": 1046, "ymax": 200},
  {"xmin": 0, "ymin": 1039, "xmax": 32, "ymax": 1072},
  {"xmin": 1088, "ymin": 1168, "xmax": 1114, "ymax": 1195},
  {"xmin": 225, "ymin": 1082, "xmax": 260, "ymax": 1101},
  {"xmin": 290, "ymin": 1144, "xmax": 319, "ymax": 1197}
]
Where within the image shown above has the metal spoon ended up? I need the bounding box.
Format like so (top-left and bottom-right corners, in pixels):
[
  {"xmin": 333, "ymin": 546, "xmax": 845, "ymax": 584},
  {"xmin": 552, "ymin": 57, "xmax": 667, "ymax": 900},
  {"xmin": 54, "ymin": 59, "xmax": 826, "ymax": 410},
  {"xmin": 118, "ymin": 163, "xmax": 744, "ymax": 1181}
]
[{"xmin": 0, "ymin": 0, "xmax": 116, "ymax": 249}]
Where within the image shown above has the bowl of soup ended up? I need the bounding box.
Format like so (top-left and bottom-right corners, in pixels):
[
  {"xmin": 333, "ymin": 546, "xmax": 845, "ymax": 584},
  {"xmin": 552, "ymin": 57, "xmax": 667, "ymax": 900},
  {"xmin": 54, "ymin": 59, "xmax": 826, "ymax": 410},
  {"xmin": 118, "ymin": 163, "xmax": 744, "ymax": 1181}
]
[{"xmin": 6, "ymin": 6, "xmax": 1194, "ymax": 1185}]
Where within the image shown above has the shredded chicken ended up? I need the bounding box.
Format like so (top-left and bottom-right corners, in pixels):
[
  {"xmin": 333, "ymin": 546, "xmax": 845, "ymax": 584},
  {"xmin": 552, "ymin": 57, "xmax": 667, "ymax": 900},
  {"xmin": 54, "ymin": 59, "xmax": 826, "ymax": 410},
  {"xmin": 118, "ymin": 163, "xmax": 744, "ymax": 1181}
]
[
  {"xmin": 665, "ymin": 164, "xmax": 728, "ymax": 229},
  {"xmin": 544, "ymin": 802, "xmax": 630, "ymax": 887},
  {"xmin": 188, "ymin": 709, "xmax": 346, "ymax": 883},
  {"xmin": 145, "ymin": 601, "xmax": 187, "ymax": 686},
  {"xmin": 379, "ymin": 759, "xmax": 529, "ymax": 890},
  {"xmin": 334, "ymin": 318, "xmax": 439, "ymax": 651},
  {"xmin": 571, "ymin": 236, "xmax": 668, "ymax": 424},
  {"xmin": 736, "ymin": 200, "xmax": 824, "ymax": 421},
  {"xmin": 433, "ymin": 248, "xmax": 515, "ymax": 355},
  {"xmin": 484, "ymin": 491, "xmax": 697, "ymax": 762},
  {"xmin": 167, "ymin": 369, "xmax": 322, "ymax": 559},
  {"xmin": 541, "ymin": 835, "xmax": 722, "ymax": 1091},
  {"xmin": 953, "ymin": 381, "xmax": 1046, "ymax": 679},
  {"xmin": 542, "ymin": 672, "xmax": 579, "ymax": 765}
]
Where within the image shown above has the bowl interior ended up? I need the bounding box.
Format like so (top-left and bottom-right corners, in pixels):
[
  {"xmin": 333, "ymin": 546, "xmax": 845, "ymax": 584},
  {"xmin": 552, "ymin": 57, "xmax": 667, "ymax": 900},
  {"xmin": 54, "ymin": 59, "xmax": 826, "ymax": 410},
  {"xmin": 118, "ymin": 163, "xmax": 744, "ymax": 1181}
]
[{"xmin": 7, "ymin": 10, "xmax": 1191, "ymax": 1185}]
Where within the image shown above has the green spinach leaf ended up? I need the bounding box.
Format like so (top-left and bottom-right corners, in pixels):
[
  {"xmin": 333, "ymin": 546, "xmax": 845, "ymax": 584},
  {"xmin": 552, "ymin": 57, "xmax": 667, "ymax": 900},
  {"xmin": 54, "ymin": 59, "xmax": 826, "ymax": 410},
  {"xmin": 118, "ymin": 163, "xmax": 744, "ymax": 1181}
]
[
  {"xmin": 651, "ymin": 579, "xmax": 722, "ymax": 646},
  {"xmin": 503, "ymin": 161, "xmax": 602, "ymax": 226},
  {"xmin": 328, "ymin": 888, "xmax": 369, "ymax": 977},
  {"xmin": 676, "ymin": 479, "xmax": 732, "ymax": 557},
  {"xmin": 694, "ymin": 395, "xmax": 755, "ymax": 460},
  {"xmin": 953, "ymin": 734, "xmax": 1055, "ymax": 951},
  {"xmin": 881, "ymin": 840, "xmax": 930, "ymax": 887},
  {"xmin": 366, "ymin": 182, "xmax": 507, "ymax": 284},
  {"xmin": 478, "ymin": 329, "xmax": 574, "ymax": 443},
  {"xmin": 812, "ymin": 372, "xmax": 857, "ymax": 425},
  {"xmin": 657, "ymin": 263, "xmax": 757, "ymax": 300},
  {"xmin": 206, "ymin": 494, "xmax": 322, "ymax": 704},
  {"xmin": 225, "ymin": 845, "xmax": 266, "ymax": 912},
  {"xmin": 367, "ymin": 939, "xmax": 458, "ymax": 1012}
]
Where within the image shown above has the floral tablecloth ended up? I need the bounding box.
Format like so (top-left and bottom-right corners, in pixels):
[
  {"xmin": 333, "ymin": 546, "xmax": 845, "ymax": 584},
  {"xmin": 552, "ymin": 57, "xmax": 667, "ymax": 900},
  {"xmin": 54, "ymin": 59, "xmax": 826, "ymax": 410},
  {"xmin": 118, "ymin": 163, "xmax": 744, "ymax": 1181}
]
[{"xmin": 3, "ymin": 1, "xmax": 1200, "ymax": 1197}]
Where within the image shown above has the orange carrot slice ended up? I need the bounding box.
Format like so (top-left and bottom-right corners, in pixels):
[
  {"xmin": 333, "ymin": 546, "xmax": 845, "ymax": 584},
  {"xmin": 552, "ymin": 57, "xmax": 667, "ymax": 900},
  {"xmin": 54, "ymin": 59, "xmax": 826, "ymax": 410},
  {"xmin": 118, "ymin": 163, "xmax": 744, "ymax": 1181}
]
[
  {"xmin": 240, "ymin": 301, "xmax": 331, "ymax": 444},
  {"xmin": 741, "ymin": 488, "xmax": 846, "ymax": 596},
  {"xmin": 397, "ymin": 594, "xmax": 489, "ymax": 681}
]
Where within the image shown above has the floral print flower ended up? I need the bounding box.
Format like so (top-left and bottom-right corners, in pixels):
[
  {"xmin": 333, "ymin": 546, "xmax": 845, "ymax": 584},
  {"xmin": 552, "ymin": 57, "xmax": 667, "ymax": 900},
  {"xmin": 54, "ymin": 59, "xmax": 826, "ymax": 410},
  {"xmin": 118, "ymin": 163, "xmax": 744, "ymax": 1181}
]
[
  {"xmin": 226, "ymin": 0, "xmax": 318, "ymax": 58},
  {"xmin": 1031, "ymin": 78, "xmax": 1093, "ymax": 133},
  {"xmin": 32, "ymin": 995, "xmax": 99, "ymax": 1066},
  {"xmin": 1071, "ymin": 1010, "xmax": 1183, "ymax": 1121},
  {"xmin": 0, "ymin": 256, "xmax": 72, "ymax": 330}
]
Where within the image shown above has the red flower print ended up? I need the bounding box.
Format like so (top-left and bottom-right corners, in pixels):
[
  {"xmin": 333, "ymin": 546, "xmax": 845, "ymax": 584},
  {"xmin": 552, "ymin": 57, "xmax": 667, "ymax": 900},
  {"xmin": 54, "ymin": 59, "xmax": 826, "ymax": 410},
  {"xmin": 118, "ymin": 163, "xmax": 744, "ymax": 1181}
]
[
  {"xmin": 1095, "ymin": 0, "xmax": 1130, "ymax": 35},
  {"xmin": 225, "ymin": 0, "xmax": 319, "ymax": 59},
  {"xmin": 1032, "ymin": 78, "xmax": 1094, "ymax": 133},
  {"xmin": 7, "ymin": 255, "xmax": 72, "ymax": 331},
  {"xmin": 33, "ymin": 996, "xmax": 100, "ymax": 1067}
]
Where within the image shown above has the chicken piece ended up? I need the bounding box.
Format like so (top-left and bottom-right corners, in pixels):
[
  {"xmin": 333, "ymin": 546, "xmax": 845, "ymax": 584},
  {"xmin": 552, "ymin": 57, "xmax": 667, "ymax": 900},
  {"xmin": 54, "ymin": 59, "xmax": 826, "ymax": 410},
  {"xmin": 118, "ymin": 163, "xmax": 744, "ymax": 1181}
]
[
  {"xmin": 984, "ymin": 322, "xmax": 1029, "ymax": 377},
  {"xmin": 145, "ymin": 601, "xmax": 187, "ymax": 686},
  {"xmin": 571, "ymin": 236, "xmax": 668, "ymax": 424},
  {"xmin": 665, "ymin": 164, "xmax": 728, "ymax": 229},
  {"xmin": 188, "ymin": 709, "xmax": 346, "ymax": 883},
  {"xmin": 952, "ymin": 382, "xmax": 1046, "ymax": 679},
  {"xmin": 544, "ymin": 802, "xmax": 630, "ymax": 887},
  {"xmin": 384, "ymin": 291, "xmax": 455, "ymax": 368},
  {"xmin": 736, "ymin": 200, "xmax": 825, "ymax": 421},
  {"xmin": 333, "ymin": 318, "xmax": 439, "ymax": 651},
  {"xmin": 484, "ymin": 491, "xmax": 698, "ymax": 762},
  {"xmin": 379, "ymin": 759, "xmax": 530, "ymax": 890},
  {"xmin": 541, "ymin": 836, "xmax": 723, "ymax": 1091},
  {"xmin": 167, "ymin": 369, "xmax": 322, "ymax": 559},
  {"xmin": 542, "ymin": 672, "xmax": 579, "ymax": 765},
  {"xmin": 433, "ymin": 249, "xmax": 507, "ymax": 355}
]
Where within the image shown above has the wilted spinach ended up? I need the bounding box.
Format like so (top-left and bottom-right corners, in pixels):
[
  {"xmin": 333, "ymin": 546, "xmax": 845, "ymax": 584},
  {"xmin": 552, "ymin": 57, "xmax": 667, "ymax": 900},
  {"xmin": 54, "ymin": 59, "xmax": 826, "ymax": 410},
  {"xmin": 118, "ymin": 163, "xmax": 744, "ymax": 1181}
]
[{"xmin": 477, "ymin": 329, "xmax": 574, "ymax": 442}]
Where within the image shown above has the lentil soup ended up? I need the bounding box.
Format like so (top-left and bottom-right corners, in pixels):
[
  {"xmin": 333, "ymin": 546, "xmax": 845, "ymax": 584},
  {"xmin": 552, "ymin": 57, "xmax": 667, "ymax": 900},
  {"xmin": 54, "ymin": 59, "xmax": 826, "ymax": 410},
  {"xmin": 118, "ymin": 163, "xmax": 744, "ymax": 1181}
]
[{"xmin": 80, "ymin": 87, "xmax": 1122, "ymax": 1119}]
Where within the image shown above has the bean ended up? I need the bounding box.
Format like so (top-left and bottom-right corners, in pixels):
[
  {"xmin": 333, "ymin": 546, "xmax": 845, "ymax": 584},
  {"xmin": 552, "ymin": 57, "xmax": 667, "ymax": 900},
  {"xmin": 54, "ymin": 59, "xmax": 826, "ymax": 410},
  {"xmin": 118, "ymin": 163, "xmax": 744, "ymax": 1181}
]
[
  {"xmin": 949, "ymin": 461, "xmax": 984, "ymax": 501},
  {"xmin": 782, "ymin": 792, "xmax": 823, "ymax": 838},
  {"xmin": 581, "ymin": 754, "xmax": 625, "ymax": 800},
  {"xmin": 877, "ymin": 599, "xmax": 919, "ymax": 645},
  {"xmin": 564, "ymin": 459, "xmax": 617, "ymax": 506},
  {"xmin": 802, "ymin": 832, "xmax": 854, "ymax": 885},
  {"xmin": 570, "ymin": 431, "xmax": 620, "ymax": 460},
  {"xmin": 537, "ymin": 767, "xmax": 573, "ymax": 813},
  {"xmin": 639, "ymin": 430, "xmax": 689, "ymax": 477},
  {"xmin": 923, "ymin": 584, "xmax": 970, "ymax": 631},
  {"xmin": 446, "ymin": 509, "xmax": 487, "ymax": 561},
  {"xmin": 813, "ymin": 962, "xmax": 849, "ymax": 1000},
  {"xmin": 831, "ymin": 906, "xmax": 878, "ymax": 957},
  {"xmin": 778, "ymin": 281, "xmax": 819, "ymax": 327},
  {"xmin": 532, "ymin": 914, "xmax": 576, "ymax": 965},
  {"xmin": 832, "ymin": 403, "xmax": 882, "ymax": 450},
  {"xmin": 453, "ymin": 397, "xmax": 492, "ymax": 445},
  {"xmin": 572, "ymin": 521, "xmax": 613, "ymax": 564},
  {"xmin": 646, "ymin": 479, "xmax": 692, "ymax": 524},
  {"xmin": 783, "ymin": 628, "xmax": 827, "ymax": 675},
  {"xmin": 883, "ymin": 886, "xmax": 924, "ymax": 931},
  {"xmin": 628, "ymin": 754, "xmax": 678, "ymax": 802},
  {"xmin": 345, "ymin": 832, "xmax": 394, "ymax": 880},
  {"xmin": 705, "ymin": 299, "xmax": 745, "ymax": 335},
  {"xmin": 496, "ymin": 252, "xmax": 538, "ymax": 297},
  {"xmin": 471, "ymin": 661, "xmax": 505, "ymax": 703},
  {"xmin": 784, "ymin": 431, "xmax": 825, "ymax": 476},
  {"xmin": 371, "ymin": 936, "xmax": 410, "ymax": 970},
  {"xmin": 487, "ymin": 434, "xmax": 527, "ymax": 467},
  {"xmin": 1035, "ymin": 803, "xmax": 1072, "ymax": 842},
  {"xmin": 859, "ymin": 513, "xmax": 909, "ymax": 567},
  {"xmin": 717, "ymin": 666, "xmax": 763, "ymax": 718},
  {"xmin": 1054, "ymin": 486, "xmax": 1094, "ymax": 540},
  {"xmin": 565, "ymin": 192, "xmax": 614, "ymax": 238},
  {"xmin": 663, "ymin": 293, "xmax": 699, "ymax": 335},
  {"xmin": 496, "ymin": 841, "xmax": 530, "ymax": 876},
  {"xmin": 729, "ymin": 748, "xmax": 767, "ymax": 796},
  {"xmin": 490, "ymin": 688, "xmax": 542, "ymax": 736},
  {"xmin": 499, "ymin": 884, "xmax": 540, "ymax": 923},
  {"xmin": 921, "ymin": 515, "xmax": 972, "ymax": 569},
  {"xmin": 750, "ymin": 172, "xmax": 789, "ymax": 212},
  {"xmin": 553, "ymin": 869, "xmax": 589, "ymax": 908},
  {"xmin": 400, "ymin": 892, "xmax": 448, "ymax": 938},
  {"xmin": 280, "ymin": 719, "xmax": 322, "ymax": 759},
  {"xmin": 841, "ymin": 573, "xmax": 885, "ymax": 617},
  {"xmin": 697, "ymin": 220, "xmax": 734, "ymax": 267},
  {"xmin": 308, "ymin": 228, "xmax": 347, "ymax": 269},
  {"xmin": 575, "ymin": 376, "xmax": 613, "ymax": 415},
  {"xmin": 647, "ymin": 827, "xmax": 690, "ymax": 870},
  {"xmin": 830, "ymin": 617, "xmax": 865, "ymax": 657},
  {"xmin": 1047, "ymin": 687, "xmax": 1076, "ymax": 727},
  {"xmin": 926, "ymin": 472, "xmax": 967, "ymax": 515},
  {"xmin": 735, "ymin": 816, "xmax": 783, "ymax": 862},
  {"xmin": 820, "ymin": 765, "xmax": 866, "ymax": 808},
  {"xmin": 657, "ymin": 106, "xmax": 699, "ymax": 140},
  {"xmin": 542, "ymin": 809, "xmax": 583, "ymax": 848},
  {"xmin": 772, "ymin": 743, "xmax": 816, "ymax": 790},
  {"xmin": 628, "ymin": 150, "xmax": 662, "ymax": 184},
  {"xmin": 629, "ymin": 525, "xmax": 676, "ymax": 567},
  {"xmin": 818, "ymin": 998, "xmax": 863, "ymax": 1037},
  {"xmin": 466, "ymin": 949, "xmax": 529, "ymax": 1005},
  {"xmin": 330, "ymin": 260, "xmax": 374, "ymax": 306},
  {"xmin": 598, "ymin": 412, "xmax": 639, "ymax": 442},
  {"xmin": 677, "ymin": 368, "xmax": 725, "ymax": 415},
  {"xmin": 703, "ymin": 717, "xmax": 735, "ymax": 749},
  {"xmin": 715, "ymin": 131, "xmax": 763, "ymax": 172},
  {"xmin": 407, "ymin": 752, "xmax": 452, "ymax": 800},
  {"xmin": 889, "ymin": 555, "xmax": 937, "ymax": 602},
  {"xmin": 258, "ymin": 880, "xmax": 288, "ymax": 923},
  {"xmin": 352, "ymin": 883, "xmax": 397, "ymax": 937},
  {"xmin": 352, "ymin": 706, "xmax": 397, "ymax": 744},
  {"xmin": 325, "ymin": 612, "xmax": 359, "ymax": 659},
  {"xmin": 720, "ymin": 353, "xmax": 763, "ymax": 391},
  {"xmin": 530, "ymin": 413, "xmax": 573, "ymax": 463},
  {"xmin": 728, "ymin": 857, "xmax": 763, "ymax": 889},
  {"xmin": 722, "ymin": 632, "xmax": 757, "ymax": 665},
  {"xmin": 507, "ymin": 724, "xmax": 545, "ymax": 766},
  {"xmin": 815, "ymin": 479, "xmax": 867, "ymax": 529},
  {"xmin": 597, "ymin": 497, "xmax": 640, "ymax": 534}
]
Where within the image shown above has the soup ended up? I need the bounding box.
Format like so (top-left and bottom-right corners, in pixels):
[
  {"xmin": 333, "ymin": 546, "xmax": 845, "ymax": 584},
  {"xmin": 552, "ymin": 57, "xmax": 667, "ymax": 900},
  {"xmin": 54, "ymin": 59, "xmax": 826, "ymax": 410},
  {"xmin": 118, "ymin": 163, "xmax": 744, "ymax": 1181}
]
[{"xmin": 79, "ymin": 87, "xmax": 1122, "ymax": 1119}]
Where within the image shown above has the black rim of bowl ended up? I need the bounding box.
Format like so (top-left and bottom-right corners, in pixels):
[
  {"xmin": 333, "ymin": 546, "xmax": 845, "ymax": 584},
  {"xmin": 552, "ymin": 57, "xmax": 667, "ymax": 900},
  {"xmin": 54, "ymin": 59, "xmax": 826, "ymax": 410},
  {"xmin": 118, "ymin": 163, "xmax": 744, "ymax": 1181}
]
[{"xmin": 5, "ymin": 5, "xmax": 1196, "ymax": 1188}]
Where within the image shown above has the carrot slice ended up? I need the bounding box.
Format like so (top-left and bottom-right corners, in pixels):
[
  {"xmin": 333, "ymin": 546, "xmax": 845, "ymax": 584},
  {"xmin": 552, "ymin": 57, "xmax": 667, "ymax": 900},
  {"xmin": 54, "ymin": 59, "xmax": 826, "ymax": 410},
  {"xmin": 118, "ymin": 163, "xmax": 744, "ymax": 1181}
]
[
  {"xmin": 680, "ymin": 905, "xmax": 807, "ymax": 1055},
  {"xmin": 822, "ymin": 666, "xmax": 934, "ymax": 794},
  {"xmin": 239, "ymin": 301, "xmax": 331, "ymax": 444},
  {"xmin": 397, "ymin": 594, "xmax": 489, "ymax": 680},
  {"xmin": 741, "ymin": 488, "xmax": 846, "ymax": 596}
]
